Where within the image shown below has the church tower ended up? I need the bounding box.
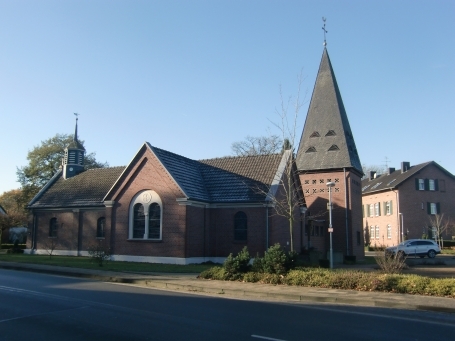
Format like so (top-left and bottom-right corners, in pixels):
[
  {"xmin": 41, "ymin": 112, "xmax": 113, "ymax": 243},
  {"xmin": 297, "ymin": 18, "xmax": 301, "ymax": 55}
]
[
  {"xmin": 63, "ymin": 115, "xmax": 85, "ymax": 179},
  {"xmin": 296, "ymin": 46, "xmax": 364, "ymax": 259}
]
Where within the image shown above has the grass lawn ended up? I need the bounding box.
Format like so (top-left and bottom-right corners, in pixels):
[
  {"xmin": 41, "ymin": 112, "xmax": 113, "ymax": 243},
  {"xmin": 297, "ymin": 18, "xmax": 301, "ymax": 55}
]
[{"xmin": 0, "ymin": 253, "xmax": 215, "ymax": 273}]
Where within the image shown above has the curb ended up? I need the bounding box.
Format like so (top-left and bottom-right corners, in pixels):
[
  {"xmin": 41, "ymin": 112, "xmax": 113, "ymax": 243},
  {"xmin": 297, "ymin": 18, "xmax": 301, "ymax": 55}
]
[
  {"xmin": 1, "ymin": 263, "xmax": 454, "ymax": 314},
  {"xmin": 142, "ymin": 279, "xmax": 455, "ymax": 314}
]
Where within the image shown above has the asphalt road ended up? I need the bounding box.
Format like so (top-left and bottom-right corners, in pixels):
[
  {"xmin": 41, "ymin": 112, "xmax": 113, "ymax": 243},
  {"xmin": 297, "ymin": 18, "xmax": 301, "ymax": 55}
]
[{"xmin": 0, "ymin": 269, "xmax": 454, "ymax": 341}]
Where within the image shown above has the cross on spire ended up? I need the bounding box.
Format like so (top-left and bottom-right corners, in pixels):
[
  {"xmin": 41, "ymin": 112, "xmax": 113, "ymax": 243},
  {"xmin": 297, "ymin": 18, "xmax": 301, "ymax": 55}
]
[
  {"xmin": 73, "ymin": 113, "xmax": 79, "ymax": 141},
  {"xmin": 322, "ymin": 17, "xmax": 328, "ymax": 46}
]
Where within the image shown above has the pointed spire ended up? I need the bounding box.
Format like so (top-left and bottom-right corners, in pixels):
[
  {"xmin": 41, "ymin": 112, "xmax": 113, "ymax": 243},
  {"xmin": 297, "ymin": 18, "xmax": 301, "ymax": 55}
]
[
  {"xmin": 74, "ymin": 113, "xmax": 79, "ymax": 143},
  {"xmin": 296, "ymin": 48, "xmax": 362, "ymax": 174}
]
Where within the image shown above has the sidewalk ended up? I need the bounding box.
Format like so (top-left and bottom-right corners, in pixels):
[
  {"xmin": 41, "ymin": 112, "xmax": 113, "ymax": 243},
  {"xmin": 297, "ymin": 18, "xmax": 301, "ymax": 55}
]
[{"xmin": 1, "ymin": 261, "xmax": 454, "ymax": 314}]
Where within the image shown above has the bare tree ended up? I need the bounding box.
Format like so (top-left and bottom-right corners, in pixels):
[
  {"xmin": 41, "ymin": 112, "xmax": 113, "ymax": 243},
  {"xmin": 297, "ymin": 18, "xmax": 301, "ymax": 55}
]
[
  {"xmin": 265, "ymin": 71, "xmax": 307, "ymax": 252},
  {"xmin": 361, "ymin": 164, "xmax": 387, "ymax": 180},
  {"xmin": 231, "ymin": 135, "xmax": 282, "ymax": 156},
  {"xmin": 429, "ymin": 214, "xmax": 452, "ymax": 248}
]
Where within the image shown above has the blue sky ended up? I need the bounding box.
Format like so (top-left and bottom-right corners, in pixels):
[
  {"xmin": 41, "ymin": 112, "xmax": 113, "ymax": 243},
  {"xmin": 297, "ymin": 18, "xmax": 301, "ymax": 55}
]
[{"xmin": 1, "ymin": 0, "xmax": 454, "ymax": 195}]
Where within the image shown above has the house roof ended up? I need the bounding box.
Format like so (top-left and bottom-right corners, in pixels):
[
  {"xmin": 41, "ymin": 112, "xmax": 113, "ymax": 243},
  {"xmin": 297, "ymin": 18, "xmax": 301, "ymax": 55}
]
[
  {"xmin": 151, "ymin": 145, "xmax": 284, "ymax": 202},
  {"xmin": 29, "ymin": 166, "xmax": 125, "ymax": 208},
  {"xmin": 199, "ymin": 153, "xmax": 284, "ymax": 202},
  {"xmin": 296, "ymin": 48, "xmax": 362, "ymax": 175},
  {"xmin": 361, "ymin": 161, "xmax": 454, "ymax": 194},
  {"xmin": 29, "ymin": 144, "xmax": 286, "ymax": 209}
]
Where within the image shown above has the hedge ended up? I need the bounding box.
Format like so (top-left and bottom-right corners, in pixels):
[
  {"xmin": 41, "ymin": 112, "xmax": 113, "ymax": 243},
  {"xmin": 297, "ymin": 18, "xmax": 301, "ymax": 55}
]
[{"xmin": 198, "ymin": 267, "xmax": 455, "ymax": 298}]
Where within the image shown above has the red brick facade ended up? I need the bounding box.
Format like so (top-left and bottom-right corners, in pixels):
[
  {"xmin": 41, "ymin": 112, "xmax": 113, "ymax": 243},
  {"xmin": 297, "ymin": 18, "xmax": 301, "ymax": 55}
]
[
  {"xmin": 299, "ymin": 169, "xmax": 364, "ymax": 259},
  {"xmin": 27, "ymin": 147, "xmax": 300, "ymax": 263}
]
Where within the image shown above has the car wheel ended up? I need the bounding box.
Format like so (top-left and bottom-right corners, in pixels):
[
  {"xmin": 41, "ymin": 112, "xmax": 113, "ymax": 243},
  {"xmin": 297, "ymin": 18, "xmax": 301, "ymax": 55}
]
[
  {"xmin": 427, "ymin": 250, "xmax": 436, "ymax": 258},
  {"xmin": 397, "ymin": 251, "xmax": 405, "ymax": 259}
]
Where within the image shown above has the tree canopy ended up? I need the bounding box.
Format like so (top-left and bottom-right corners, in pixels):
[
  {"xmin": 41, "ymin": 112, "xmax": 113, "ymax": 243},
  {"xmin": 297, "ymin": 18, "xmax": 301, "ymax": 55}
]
[
  {"xmin": 16, "ymin": 133, "xmax": 108, "ymax": 204},
  {"xmin": 231, "ymin": 135, "xmax": 283, "ymax": 156},
  {"xmin": 0, "ymin": 189, "xmax": 28, "ymax": 231}
]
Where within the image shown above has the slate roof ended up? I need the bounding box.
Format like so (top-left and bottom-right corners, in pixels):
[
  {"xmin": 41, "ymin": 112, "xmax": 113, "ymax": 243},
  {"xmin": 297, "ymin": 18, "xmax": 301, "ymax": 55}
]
[
  {"xmin": 149, "ymin": 145, "xmax": 210, "ymax": 202},
  {"xmin": 29, "ymin": 167, "xmax": 125, "ymax": 208},
  {"xmin": 29, "ymin": 144, "xmax": 285, "ymax": 208},
  {"xmin": 296, "ymin": 48, "xmax": 362, "ymax": 174},
  {"xmin": 361, "ymin": 162, "xmax": 434, "ymax": 194},
  {"xmin": 199, "ymin": 153, "xmax": 284, "ymax": 202},
  {"xmin": 151, "ymin": 145, "xmax": 284, "ymax": 202}
]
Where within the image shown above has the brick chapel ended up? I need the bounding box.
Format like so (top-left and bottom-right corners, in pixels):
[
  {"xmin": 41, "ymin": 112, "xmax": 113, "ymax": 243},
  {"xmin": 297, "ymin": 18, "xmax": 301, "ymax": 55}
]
[{"xmin": 26, "ymin": 46, "xmax": 364, "ymax": 264}]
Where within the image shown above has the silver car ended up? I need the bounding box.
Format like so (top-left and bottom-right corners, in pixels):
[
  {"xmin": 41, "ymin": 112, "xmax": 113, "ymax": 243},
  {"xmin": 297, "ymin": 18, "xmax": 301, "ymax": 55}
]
[{"xmin": 385, "ymin": 239, "xmax": 441, "ymax": 259}]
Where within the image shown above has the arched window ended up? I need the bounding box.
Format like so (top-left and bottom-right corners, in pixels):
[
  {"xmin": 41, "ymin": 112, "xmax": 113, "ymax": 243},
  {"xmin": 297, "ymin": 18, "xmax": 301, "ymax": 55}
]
[
  {"xmin": 133, "ymin": 203, "xmax": 145, "ymax": 238},
  {"xmin": 97, "ymin": 217, "xmax": 106, "ymax": 238},
  {"xmin": 49, "ymin": 218, "xmax": 58, "ymax": 237},
  {"xmin": 129, "ymin": 190, "xmax": 163, "ymax": 240},
  {"xmin": 234, "ymin": 211, "xmax": 247, "ymax": 241},
  {"xmin": 148, "ymin": 203, "xmax": 161, "ymax": 239}
]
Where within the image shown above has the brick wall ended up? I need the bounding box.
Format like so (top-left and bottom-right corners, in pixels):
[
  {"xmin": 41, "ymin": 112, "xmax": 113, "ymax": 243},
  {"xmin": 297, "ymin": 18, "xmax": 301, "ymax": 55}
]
[{"xmin": 300, "ymin": 169, "xmax": 364, "ymax": 258}]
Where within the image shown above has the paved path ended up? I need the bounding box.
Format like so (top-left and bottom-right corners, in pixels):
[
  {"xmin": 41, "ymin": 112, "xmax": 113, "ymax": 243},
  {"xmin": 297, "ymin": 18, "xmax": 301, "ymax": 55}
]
[{"xmin": 0, "ymin": 260, "xmax": 454, "ymax": 314}]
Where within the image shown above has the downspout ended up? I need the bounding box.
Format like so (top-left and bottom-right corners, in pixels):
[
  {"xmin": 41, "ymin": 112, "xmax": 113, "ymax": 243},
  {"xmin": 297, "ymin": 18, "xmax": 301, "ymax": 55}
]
[
  {"xmin": 265, "ymin": 206, "xmax": 269, "ymax": 252},
  {"xmin": 203, "ymin": 205, "xmax": 206, "ymax": 259},
  {"xmin": 344, "ymin": 168, "xmax": 349, "ymax": 255},
  {"xmin": 393, "ymin": 189, "xmax": 401, "ymax": 244},
  {"xmin": 31, "ymin": 212, "xmax": 37, "ymax": 253}
]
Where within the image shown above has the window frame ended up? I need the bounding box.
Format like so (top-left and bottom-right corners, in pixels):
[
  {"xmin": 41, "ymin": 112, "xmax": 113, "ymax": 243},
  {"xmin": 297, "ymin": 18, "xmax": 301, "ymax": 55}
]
[
  {"xmin": 387, "ymin": 224, "xmax": 392, "ymax": 239},
  {"xmin": 234, "ymin": 211, "xmax": 247, "ymax": 241},
  {"xmin": 97, "ymin": 217, "xmax": 106, "ymax": 238},
  {"xmin": 128, "ymin": 190, "xmax": 163, "ymax": 240},
  {"xmin": 418, "ymin": 179, "xmax": 425, "ymax": 191},
  {"xmin": 429, "ymin": 179, "xmax": 435, "ymax": 191},
  {"xmin": 49, "ymin": 218, "xmax": 58, "ymax": 238}
]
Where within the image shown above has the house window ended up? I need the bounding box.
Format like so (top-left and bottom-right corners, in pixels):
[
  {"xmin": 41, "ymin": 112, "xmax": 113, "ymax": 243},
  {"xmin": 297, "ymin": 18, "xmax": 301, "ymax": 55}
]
[
  {"xmin": 234, "ymin": 211, "xmax": 247, "ymax": 241},
  {"xmin": 418, "ymin": 179, "xmax": 424, "ymax": 190},
  {"xmin": 429, "ymin": 203, "xmax": 438, "ymax": 215},
  {"xmin": 385, "ymin": 201, "xmax": 392, "ymax": 215},
  {"xmin": 129, "ymin": 190, "xmax": 163, "ymax": 240},
  {"xmin": 369, "ymin": 205, "xmax": 374, "ymax": 217},
  {"xmin": 375, "ymin": 226, "xmax": 380, "ymax": 239},
  {"xmin": 370, "ymin": 226, "xmax": 375, "ymax": 239},
  {"xmin": 387, "ymin": 225, "xmax": 392, "ymax": 239},
  {"xmin": 429, "ymin": 179, "xmax": 435, "ymax": 191},
  {"xmin": 97, "ymin": 217, "xmax": 105, "ymax": 238},
  {"xmin": 49, "ymin": 218, "xmax": 58, "ymax": 238},
  {"xmin": 374, "ymin": 203, "xmax": 380, "ymax": 216}
]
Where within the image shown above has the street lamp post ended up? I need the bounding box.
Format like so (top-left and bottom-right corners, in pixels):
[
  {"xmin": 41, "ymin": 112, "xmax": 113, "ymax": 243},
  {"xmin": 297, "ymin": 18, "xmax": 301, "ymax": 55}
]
[
  {"xmin": 300, "ymin": 206, "xmax": 307, "ymax": 252},
  {"xmin": 326, "ymin": 182, "xmax": 335, "ymax": 269}
]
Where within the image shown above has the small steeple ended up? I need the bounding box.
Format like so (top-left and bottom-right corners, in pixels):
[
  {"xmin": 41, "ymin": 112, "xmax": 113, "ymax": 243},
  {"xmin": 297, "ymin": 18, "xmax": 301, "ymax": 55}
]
[
  {"xmin": 295, "ymin": 48, "xmax": 362, "ymax": 175},
  {"xmin": 63, "ymin": 114, "xmax": 86, "ymax": 179}
]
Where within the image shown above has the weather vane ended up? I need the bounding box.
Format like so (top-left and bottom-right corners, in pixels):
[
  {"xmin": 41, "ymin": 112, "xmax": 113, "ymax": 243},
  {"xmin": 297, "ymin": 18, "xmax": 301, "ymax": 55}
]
[
  {"xmin": 74, "ymin": 112, "xmax": 79, "ymax": 121},
  {"xmin": 322, "ymin": 17, "xmax": 328, "ymax": 46}
]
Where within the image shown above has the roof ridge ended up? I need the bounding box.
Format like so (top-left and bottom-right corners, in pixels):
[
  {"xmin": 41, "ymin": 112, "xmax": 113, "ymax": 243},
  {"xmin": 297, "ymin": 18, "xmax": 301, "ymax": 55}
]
[{"xmin": 199, "ymin": 153, "xmax": 282, "ymax": 162}]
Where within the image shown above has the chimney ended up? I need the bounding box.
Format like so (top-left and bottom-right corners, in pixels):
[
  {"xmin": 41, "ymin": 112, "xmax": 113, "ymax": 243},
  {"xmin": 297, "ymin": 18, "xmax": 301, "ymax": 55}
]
[
  {"xmin": 401, "ymin": 162, "xmax": 410, "ymax": 173},
  {"xmin": 388, "ymin": 167, "xmax": 395, "ymax": 175},
  {"xmin": 369, "ymin": 171, "xmax": 376, "ymax": 181}
]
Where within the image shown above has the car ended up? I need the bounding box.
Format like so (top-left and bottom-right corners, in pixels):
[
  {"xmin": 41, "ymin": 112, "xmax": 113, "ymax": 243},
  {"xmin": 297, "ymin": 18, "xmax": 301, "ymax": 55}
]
[{"xmin": 385, "ymin": 239, "xmax": 441, "ymax": 259}]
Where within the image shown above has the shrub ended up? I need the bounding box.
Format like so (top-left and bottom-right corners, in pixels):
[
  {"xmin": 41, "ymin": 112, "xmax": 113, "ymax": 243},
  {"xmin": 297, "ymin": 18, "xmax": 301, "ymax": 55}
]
[
  {"xmin": 223, "ymin": 247, "xmax": 251, "ymax": 279},
  {"xmin": 199, "ymin": 266, "xmax": 228, "ymax": 280},
  {"xmin": 87, "ymin": 243, "xmax": 111, "ymax": 267},
  {"xmin": 375, "ymin": 251, "xmax": 407, "ymax": 274},
  {"xmin": 262, "ymin": 244, "xmax": 288, "ymax": 275},
  {"xmin": 251, "ymin": 253, "xmax": 264, "ymax": 273}
]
